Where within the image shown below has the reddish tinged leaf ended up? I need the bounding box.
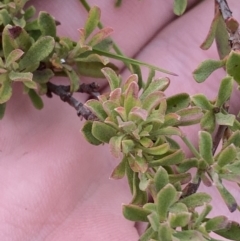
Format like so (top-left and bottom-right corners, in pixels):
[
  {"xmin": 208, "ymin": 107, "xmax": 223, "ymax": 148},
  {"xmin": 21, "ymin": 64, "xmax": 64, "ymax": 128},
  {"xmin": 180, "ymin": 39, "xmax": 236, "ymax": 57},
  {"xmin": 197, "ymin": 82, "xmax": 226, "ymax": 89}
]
[
  {"xmin": 85, "ymin": 99, "xmax": 107, "ymax": 121},
  {"xmin": 110, "ymin": 157, "xmax": 126, "ymax": 179},
  {"xmin": 77, "ymin": 28, "xmax": 85, "ymax": 46},
  {"xmin": 142, "ymin": 91, "xmax": 165, "ymax": 113},
  {"xmin": 109, "ymin": 88, "xmax": 122, "ymax": 103},
  {"xmin": 88, "ymin": 27, "xmax": 113, "ymax": 47},
  {"xmin": 109, "ymin": 135, "xmax": 124, "ymax": 158},
  {"xmin": 129, "ymin": 107, "xmax": 148, "ymax": 121},
  {"xmin": 122, "ymin": 204, "xmax": 151, "ymax": 222},
  {"xmin": 5, "ymin": 49, "xmax": 24, "ymax": 67}
]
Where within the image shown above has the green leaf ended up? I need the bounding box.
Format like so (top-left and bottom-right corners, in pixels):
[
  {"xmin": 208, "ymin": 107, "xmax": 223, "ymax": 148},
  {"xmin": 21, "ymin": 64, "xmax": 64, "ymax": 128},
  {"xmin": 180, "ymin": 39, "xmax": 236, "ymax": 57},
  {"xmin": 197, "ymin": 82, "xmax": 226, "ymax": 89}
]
[
  {"xmin": 131, "ymin": 172, "xmax": 148, "ymax": 205},
  {"xmin": 200, "ymin": 11, "xmax": 220, "ymax": 50},
  {"xmin": 169, "ymin": 173, "xmax": 191, "ymax": 185},
  {"xmin": 219, "ymin": 173, "xmax": 240, "ymax": 184},
  {"xmin": 141, "ymin": 78, "xmax": 170, "ymax": 100},
  {"xmin": 23, "ymin": 80, "xmax": 37, "ymax": 89},
  {"xmin": 139, "ymin": 226, "xmax": 155, "ymax": 241},
  {"xmin": 169, "ymin": 212, "xmax": 191, "ymax": 228},
  {"xmin": 199, "ymin": 131, "xmax": 214, "ymax": 165},
  {"xmin": 166, "ymin": 93, "xmax": 190, "ymax": 113},
  {"xmin": 28, "ymin": 89, "xmax": 43, "ymax": 109},
  {"xmin": 223, "ymin": 130, "xmax": 240, "ymax": 148},
  {"xmin": 215, "ymin": 112, "xmax": 235, "ymax": 126},
  {"xmin": 110, "ymin": 157, "xmax": 126, "ymax": 179},
  {"xmin": 205, "ymin": 216, "xmax": 229, "ymax": 232},
  {"xmin": 0, "ymin": 80, "xmax": 12, "ymax": 104},
  {"xmin": 109, "ymin": 135, "xmax": 124, "ymax": 158},
  {"xmin": 93, "ymin": 48, "xmax": 177, "ymax": 75},
  {"xmin": 169, "ymin": 203, "xmax": 188, "ymax": 213},
  {"xmin": 2, "ymin": 25, "xmax": 18, "ymax": 57},
  {"xmin": 9, "ymin": 71, "xmax": 33, "ymax": 82},
  {"xmin": 19, "ymin": 36, "xmax": 55, "ymax": 71},
  {"xmin": 142, "ymin": 143, "xmax": 170, "ymax": 156},
  {"xmin": 200, "ymin": 110, "xmax": 215, "ymax": 133},
  {"xmin": 84, "ymin": 6, "xmax": 101, "ymax": 39},
  {"xmin": 226, "ymin": 51, "xmax": 240, "ymax": 84},
  {"xmin": 125, "ymin": 161, "xmax": 134, "ymax": 194},
  {"xmin": 213, "ymin": 173, "xmax": 237, "ymax": 212},
  {"xmin": 150, "ymin": 149, "xmax": 185, "ymax": 167},
  {"xmin": 173, "ymin": 0, "xmax": 187, "ymax": 16},
  {"xmin": 191, "ymin": 94, "xmax": 213, "ymax": 110},
  {"xmin": 131, "ymin": 64, "xmax": 144, "ymax": 89},
  {"xmin": 148, "ymin": 212, "xmax": 160, "ymax": 231},
  {"xmin": 173, "ymin": 230, "xmax": 206, "ymax": 241},
  {"xmin": 128, "ymin": 154, "xmax": 148, "ymax": 173},
  {"xmin": 24, "ymin": 6, "xmax": 36, "ymax": 20},
  {"xmin": 123, "ymin": 78, "xmax": 139, "ymax": 116},
  {"xmin": 142, "ymin": 91, "xmax": 165, "ymax": 113},
  {"xmin": 5, "ymin": 49, "xmax": 24, "ymax": 67},
  {"xmin": 0, "ymin": 103, "xmax": 6, "ymax": 119},
  {"xmin": 101, "ymin": 67, "xmax": 121, "ymax": 90},
  {"xmin": 85, "ymin": 99, "xmax": 107, "ymax": 121},
  {"xmin": 0, "ymin": 9, "xmax": 11, "ymax": 26},
  {"xmin": 38, "ymin": 11, "xmax": 56, "ymax": 38},
  {"xmin": 214, "ymin": 221, "xmax": 240, "ymax": 241},
  {"xmin": 122, "ymin": 204, "xmax": 151, "ymax": 222},
  {"xmin": 177, "ymin": 158, "xmax": 198, "ymax": 173},
  {"xmin": 154, "ymin": 167, "xmax": 169, "ymax": 193},
  {"xmin": 81, "ymin": 121, "xmax": 102, "ymax": 145},
  {"xmin": 193, "ymin": 59, "xmax": 225, "ymax": 83},
  {"xmin": 193, "ymin": 203, "xmax": 212, "ymax": 228},
  {"xmin": 76, "ymin": 61, "xmax": 117, "ymax": 78},
  {"xmin": 158, "ymin": 222, "xmax": 172, "ymax": 241},
  {"xmin": 216, "ymin": 76, "xmax": 234, "ymax": 107},
  {"xmin": 176, "ymin": 107, "xmax": 203, "ymax": 126},
  {"xmin": 92, "ymin": 121, "xmax": 117, "ymax": 143},
  {"xmin": 33, "ymin": 69, "xmax": 54, "ymax": 84},
  {"xmin": 225, "ymin": 161, "xmax": 240, "ymax": 174},
  {"xmin": 102, "ymin": 101, "xmax": 118, "ymax": 120},
  {"xmin": 180, "ymin": 192, "xmax": 212, "ymax": 208},
  {"xmin": 215, "ymin": 13, "xmax": 231, "ymax": 60},
  {"xmin": 157, "ymin": 183, "xmax": 177, "ymax": 222},
  {"xmin": 64, "ymin": 68, "xmax": 80, "ymax": 92}
]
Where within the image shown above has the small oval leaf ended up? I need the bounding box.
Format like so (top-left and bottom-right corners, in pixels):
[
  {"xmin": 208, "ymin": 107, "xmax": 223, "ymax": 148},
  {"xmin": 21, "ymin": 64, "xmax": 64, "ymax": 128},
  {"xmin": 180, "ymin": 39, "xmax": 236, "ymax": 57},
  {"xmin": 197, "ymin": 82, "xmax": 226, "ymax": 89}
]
[
  {"xmin": 92, "ymin": 121, "xmax": 117, "ymax": 143},
  {"xmin": 193, "ymin": 59, "xmax": 225, "ymax": 83}
]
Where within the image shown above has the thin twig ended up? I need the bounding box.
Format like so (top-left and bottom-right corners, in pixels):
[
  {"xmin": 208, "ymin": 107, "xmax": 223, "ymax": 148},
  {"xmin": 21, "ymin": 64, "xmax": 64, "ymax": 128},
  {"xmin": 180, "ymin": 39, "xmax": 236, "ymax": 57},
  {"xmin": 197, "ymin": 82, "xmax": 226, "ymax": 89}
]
[
  {"xmin": 216, "ymin": 0, "xmax": 240, "ymax": 51},
  {"xmin": 216, "ymin": 0, "xmax": 232, "ymax": 20},
  {"xmin": 47, "ymin": 82, "xmax": 97, "ymax": 120}
]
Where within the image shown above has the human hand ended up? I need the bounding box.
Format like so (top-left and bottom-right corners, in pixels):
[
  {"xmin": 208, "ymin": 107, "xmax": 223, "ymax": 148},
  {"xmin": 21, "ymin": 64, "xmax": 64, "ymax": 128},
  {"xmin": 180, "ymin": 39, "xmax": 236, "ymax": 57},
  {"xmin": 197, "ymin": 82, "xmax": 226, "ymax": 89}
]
[{"xmin": 1, "ymin": 0, "xmax": 240, "ymax": 240}]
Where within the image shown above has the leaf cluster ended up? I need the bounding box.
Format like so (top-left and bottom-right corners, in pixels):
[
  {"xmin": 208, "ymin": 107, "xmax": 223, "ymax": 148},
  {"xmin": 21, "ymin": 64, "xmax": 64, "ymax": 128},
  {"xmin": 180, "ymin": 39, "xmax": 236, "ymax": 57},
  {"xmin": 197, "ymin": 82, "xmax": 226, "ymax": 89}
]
[{"xmin": 82, "ymin": 61, "xmax": 240, "ymax": 240}]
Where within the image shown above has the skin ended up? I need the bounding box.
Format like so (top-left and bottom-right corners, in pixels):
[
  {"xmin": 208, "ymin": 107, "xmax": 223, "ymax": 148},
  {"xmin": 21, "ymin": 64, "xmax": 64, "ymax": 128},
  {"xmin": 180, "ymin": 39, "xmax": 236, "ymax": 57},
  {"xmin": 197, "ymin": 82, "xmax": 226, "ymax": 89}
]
[{"xmin": 0, "ymin": 0, "xmax": 240, "ymax": 240}]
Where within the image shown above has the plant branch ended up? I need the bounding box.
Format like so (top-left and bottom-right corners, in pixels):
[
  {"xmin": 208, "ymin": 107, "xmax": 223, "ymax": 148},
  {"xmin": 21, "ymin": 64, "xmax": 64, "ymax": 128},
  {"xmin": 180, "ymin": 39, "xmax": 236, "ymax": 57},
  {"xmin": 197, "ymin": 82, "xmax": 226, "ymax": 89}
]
[
  {"xmin": 216, "ymin": 0, "xmax": 232, "ymax": 20},
  {"xmin": 216, "ymin": 0, "xmax": 240, "ymax": 51},
  {"xmin": 79, "ymin": 0, "xmax": 127, "ymax": 60},
  {"xmin": 46, "ymin": 82, "xmax": 97, "ymax": 120}
]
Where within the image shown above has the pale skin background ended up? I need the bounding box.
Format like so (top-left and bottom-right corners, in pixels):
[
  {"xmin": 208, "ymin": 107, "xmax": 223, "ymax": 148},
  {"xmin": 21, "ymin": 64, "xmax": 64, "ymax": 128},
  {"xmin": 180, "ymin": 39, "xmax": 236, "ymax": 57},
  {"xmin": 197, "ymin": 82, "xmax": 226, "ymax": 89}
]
[{"xmin": 0, "ymin": 0, "xmax": 240, "ymax": 240}]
